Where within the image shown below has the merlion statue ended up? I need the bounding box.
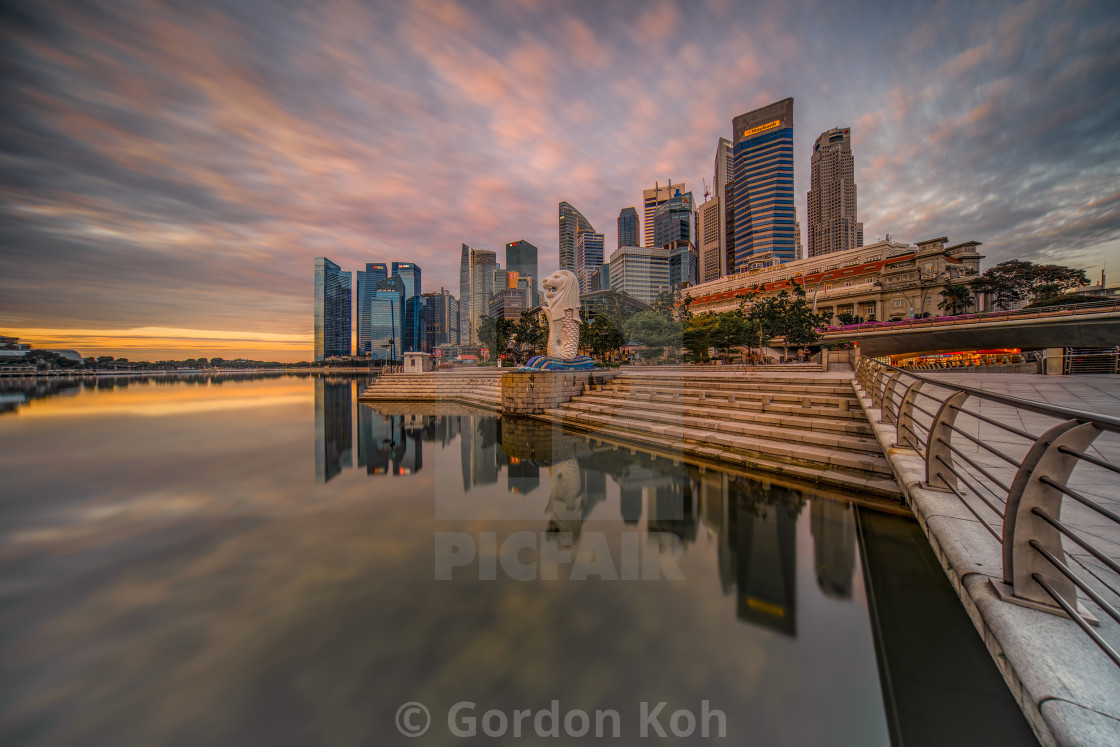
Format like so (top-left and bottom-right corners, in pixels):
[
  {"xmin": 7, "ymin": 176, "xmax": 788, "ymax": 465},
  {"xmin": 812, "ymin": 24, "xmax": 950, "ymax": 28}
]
[{"xmin": 520, "ymin": 270, "xmax": 595, "ymax": 371}]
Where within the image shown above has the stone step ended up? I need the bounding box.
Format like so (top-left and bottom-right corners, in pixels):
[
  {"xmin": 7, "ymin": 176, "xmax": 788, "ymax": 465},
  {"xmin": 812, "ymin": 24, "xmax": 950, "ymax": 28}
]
[
  {"xmin": 543, "ymin": 410, "xmax": 900, "ymax": 498},
  {"xmin": 556, "ymin": 401, "xmax": 884, "ymax": 459},
  {"xmin": 605, "ymin": 376, "xmax": 855, "ymax": 393},
  {"xmin": 577, "ymin": 390, "xmax": 865, "ymax": 421},
  {"xmin": 558, "ymin": 397, "xmax": 874, "ymax": 437}
]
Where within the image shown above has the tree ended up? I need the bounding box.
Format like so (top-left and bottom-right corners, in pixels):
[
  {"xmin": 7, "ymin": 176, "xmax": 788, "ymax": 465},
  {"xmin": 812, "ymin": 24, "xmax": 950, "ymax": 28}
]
[
  {"xmin": 624, "ymin": 310, "xmax": 682, "ymax": 362},
  {"xmin": 969, "ymin": 260, "xmax": 1087, "ymax": 310},
  {"xmin": 835, "ymin": 312, "xmax": 863, "ymax": 326},
  {"xmin": 477, "ymin": 315, "xmax": 515, "ymax": 361},
  {"xmin": 512, "ymin": 311, "xmax": 548, "ymax": 355},
  {"xmin": 683, "ymin": 313, "xmax": 717, "ymax": 362},
  {"xmin": 581, "ymin": 315, "xmax": 626, "ymax": 360},
  {"xmin": 938, "ymin": 284, "xmax": 973, "ymax": 315},
  {"xmin": 743, "ymin": 279, "xmax": 829, "ymax": 360},
  {"xmin": 1030, "ymin": 264, "xmax": 1089, "ymax": 299},
  {"xmin": 709, "ymin": 311, "xmax": 753, "ymax": 359}
]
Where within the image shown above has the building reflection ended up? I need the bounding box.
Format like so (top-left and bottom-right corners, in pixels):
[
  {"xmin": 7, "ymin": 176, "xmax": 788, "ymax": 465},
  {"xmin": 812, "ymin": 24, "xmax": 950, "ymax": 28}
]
[
  {"xmin": 314, "ymin": 378, "xmax": 352, "ymax": 483},
  {"xmin": 347, "ymin": 407, "xmax": 861, "ymax": 635}
]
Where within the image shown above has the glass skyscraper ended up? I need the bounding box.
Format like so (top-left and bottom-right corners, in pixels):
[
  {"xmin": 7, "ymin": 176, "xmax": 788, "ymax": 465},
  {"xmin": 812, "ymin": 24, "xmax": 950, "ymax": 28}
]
[
  {"xmin": 729, "ymin": 98, "xmax": 796, "ymax": 271},
  {"xmin": 356, "ymin": 262, "xmax": 388, "ymax": 355},
  {"xmin": 653, "ymin": 189, "xmax": 693, "ymax": 248},
  {"xmin": 576, "ymin": 230, "xmax": 605, "ymax": 294},
  {"xmin": 391, "ymin": 262, "xmax": 423, "ymax": 352},
  {"xmin": 617, "ymin": 207, "xmax": 639, "ymax": 249},
  {"xmin": 370, "ymin": 276, "xmax": 404, "ymax": 361},
  {"xmin": 458, "ymin": 244, "xmax": 496, "ymax": 345},
  {"xmin": 505, "ymin": 239, "xmax": 539, "ymax": 307},
  {"xmin": 558, "ymin": 201, "xmax": 594, "ymax": 275},
  {"xmin": 314, "ymin": 257, "xmax": 351, "ymax": 361}
]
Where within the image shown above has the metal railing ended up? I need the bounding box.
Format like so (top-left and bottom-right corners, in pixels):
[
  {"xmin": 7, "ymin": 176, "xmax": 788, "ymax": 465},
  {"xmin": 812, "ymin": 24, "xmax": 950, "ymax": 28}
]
[
  {"xmin": 855, "ymin": 356, "xmax": 1120, "ymax": 666},
  {"xmin": 823, "ymin": 298, "xmax": 1120, "ymax": 335}
]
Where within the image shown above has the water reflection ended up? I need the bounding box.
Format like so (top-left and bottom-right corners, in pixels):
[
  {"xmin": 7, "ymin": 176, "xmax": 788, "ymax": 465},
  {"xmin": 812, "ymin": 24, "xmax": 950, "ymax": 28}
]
[{"xmin": 352, "ymin": 404, "xmax": 859, "ymax": 637}]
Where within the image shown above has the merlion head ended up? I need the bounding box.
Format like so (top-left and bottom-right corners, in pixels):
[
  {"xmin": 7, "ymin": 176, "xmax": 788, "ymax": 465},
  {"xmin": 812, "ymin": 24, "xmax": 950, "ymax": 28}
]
[{"xmin": 542, "ymin": 270, "xmax": 580, "ymax": 313}]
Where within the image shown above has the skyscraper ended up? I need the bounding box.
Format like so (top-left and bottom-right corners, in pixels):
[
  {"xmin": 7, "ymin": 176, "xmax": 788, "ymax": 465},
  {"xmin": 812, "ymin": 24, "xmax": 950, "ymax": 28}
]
[
  {"xmin": 729, "ymin": 98, "xmax": 796, "ymax": 272},
  {"xmin": 576, "ymin": 230, "xmax": 605, "ymax": 294},
  {"xmin": 313, "ymin": 257, "xmax": 351, "ymax": 361},
  {"xmin": 609, "ymin": 245, "xmax": 670, "ymax": 305},
  {"xmin": 642, "ymin": 181, "xmax": 686, "ymax": 247},
  {"xmin": 617, "ymin": 207, "xmax": 639, "ymax": 249},
  {"xmin": 697, "ymin": 197, "xmax": 722, "ymax": 283},
  {"xmin": 391, "ymin": 262, "xmax": 423, "ymax": 352},
  {"xmin": 505, "ymin": 239, "xmax": 539, "ymax": 307},
  {"xmin": 653, "ymin": 189, "xmax": 693, "ymax": 249},
  {"xmin": 714, "ymin": 137, "xmax": 733, "ymax": 277},
  {"xmin": 807, "ymin": 126, "xmax": 862, "ymax": 257},
  {"xmin": 558, "ymin": 201, "xmax": 594, "ymax": 275},
  {"xmin": 422, "ymin": 288, "xmax": 459, "ymax": 350},
  {"xmin": 371, "ymin": 275, "xmax": 404, "ymax": 360},
  {"xmin": 459, "ymin": 244, "xmax": 497, "ymax": 345},
  {"xmin": 356, "ymin": 262, "xmax": 388, "ymax": 355}
]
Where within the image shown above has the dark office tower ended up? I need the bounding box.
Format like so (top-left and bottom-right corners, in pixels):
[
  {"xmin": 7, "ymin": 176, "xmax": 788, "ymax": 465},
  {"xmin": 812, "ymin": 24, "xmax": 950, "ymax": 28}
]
[
  {"xmin": 729, "ymin": 98, "xmax": 796, "ymax": 272},
  {"xmin": 617, "ymin": 207, "xmax": 639, "ymax": 249},
  {"xmin": 314, "ymin": 378, "xmax": 352, "ymax": 483},
  {"xmin": 558, "ymin": 201, "xmax": 594, "ymax": 275},
  {"xmin": 423, "ymin": 288, "xmax": 459, "ymax": 350},
  {"xmin": 356, "ymin": 262, "xmax": 388, "ymax": 355},
  {"xmin": 314, "ymin": 257, "xmax": 351, "ymax": 361},
  {"xmin": 459, "ymin": 244, "xmax": 497, "ymax": 345},
  {"xmin": 643, "ymin": 181, "xmax": 687, "ymax": 247},
  {"xmin": 807, "ymin": 126, "xmax": 862, "ymax": 257},
  {"xmin": 371, "ymin": 275, "xmax": 404, "ymax": 361},
  {"xmin": 653, "ymin": 189, "xmax": 693, "ymax": 248},
  {"xmin": 576, "ymin": 230, "xmax": 605, "ymax": 294},
  {"xmin": 505, "ymin": 239, "xmax": 539, "ymax": 307},
  {"xmin": 390, "ymin": 262, "xmax": 422, "ymax": 352}
]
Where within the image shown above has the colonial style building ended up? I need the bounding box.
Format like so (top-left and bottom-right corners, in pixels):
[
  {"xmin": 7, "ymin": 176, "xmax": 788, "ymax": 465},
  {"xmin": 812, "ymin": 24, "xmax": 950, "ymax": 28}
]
[{"xmin": 685, "ymin": 236, "xmax": 983, "ymax": 323}]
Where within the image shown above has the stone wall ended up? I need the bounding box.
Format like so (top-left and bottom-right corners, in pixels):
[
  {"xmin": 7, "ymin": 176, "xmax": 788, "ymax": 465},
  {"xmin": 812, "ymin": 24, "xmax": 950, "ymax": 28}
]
[{"xmin": 500, "ymin": 371, "xmax": 615, "ymax": 415}]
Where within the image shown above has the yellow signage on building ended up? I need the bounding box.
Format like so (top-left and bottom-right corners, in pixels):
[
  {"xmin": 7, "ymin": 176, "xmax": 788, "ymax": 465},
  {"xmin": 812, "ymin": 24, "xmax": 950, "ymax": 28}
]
[{"xmin": 742, "ymin": 120, "xmax": 781, "ymax": 138}]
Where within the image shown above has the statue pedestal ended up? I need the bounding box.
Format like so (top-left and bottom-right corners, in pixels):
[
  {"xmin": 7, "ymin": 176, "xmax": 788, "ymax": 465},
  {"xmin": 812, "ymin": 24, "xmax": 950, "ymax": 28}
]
[
  {"xmin": 520, "ymin": 355, "xmax": 595, "ymax": 371},
  {"xmin": 501, "ymin": 370, "xmax": 596, "ymax": 415}
]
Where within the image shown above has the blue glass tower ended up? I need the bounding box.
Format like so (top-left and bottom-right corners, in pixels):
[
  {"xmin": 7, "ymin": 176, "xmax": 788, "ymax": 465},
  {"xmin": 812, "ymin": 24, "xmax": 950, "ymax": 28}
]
[
  {"xmin": 391, "ymin": 262, "xmax": 423, "ymax": 352},
  {"xmin": 617, "ymin": 207, "xmax": 639, "ymax": 249},
  {"xmin": 371, "ymin": 275, "xmax": 404, "ymax": 361},
  {"xmin": 314, "ymin": 257, "xmax": 351, "ymax": 361},
  {"xmin": 729, "ymin": 98, "xmax": 796, "ymax": 271},
  {"xmin": 356, "ymin": 262, "xmax": 388, "ymax": 355}
]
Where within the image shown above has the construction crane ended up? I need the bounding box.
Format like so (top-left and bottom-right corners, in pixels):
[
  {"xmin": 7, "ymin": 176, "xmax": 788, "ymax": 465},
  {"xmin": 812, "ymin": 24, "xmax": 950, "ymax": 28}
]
[{"xmin": 702, "ymin": 178, "xmax": 711, "ymax": 201}]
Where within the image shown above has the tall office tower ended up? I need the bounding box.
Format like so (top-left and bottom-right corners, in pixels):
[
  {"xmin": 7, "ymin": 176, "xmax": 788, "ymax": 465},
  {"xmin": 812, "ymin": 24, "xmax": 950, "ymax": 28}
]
[
  {"xmin": 458, "ymin": 244, "xmax": 497, "ymax": 345},
  {"xmin": 653, "ymin": 189, "xmax": 693, "ymax": 248},
  {"xmin": 505, "ymin": 239, "xmax": 539, "ymax": 307},
  {"xmin": 642, "ymin": 181, "xmax": 687, "ymax": 247},
  {"xmin": 669, "ymin": 244, "xmax": 698, "ymax": 289},
  {"xmin": 729, "ymin": 98, "xmax": 796, "ymax": 272},
  {"xmin": 617, "ymin": 207, "xmax": 639, "ymax": 249},
  {"xmin": 391, "ymin": 262, "xmax": 422, "ymax": 352},
  {"xmin": 313, "ymin": 257, "xmax": 351, "ymax": 361},
  {"xmin": 558, "ymin": 201, "xmax": 594, "ymax": 275},
  {"xmin": 697, "ymin": 197, "xmax": 722, "ymax": 283},
  {"xmin": 356, "ymin": 262, "xmax": 388, "ymax": 355},
  {"xmin": 422, "ymin": 288, "xmax": 459, "ymax": 350},
  {"xmin": 714, "ymin": 137, "xmax": 733, "ymax": 276},
  {"xmin": 806, "ymin": 127, "xmax": 861, "ymax": 257},
  {"xmin": 370, "ymin": 275, "xmax": 404, "ymax": 360},
  {"xmin": 576, "ymin": 230, "xmax": 605, "ymax": 294},
  {"xmin": 609, "ymin": 245, "xmax": 670, "ymax": 305}
]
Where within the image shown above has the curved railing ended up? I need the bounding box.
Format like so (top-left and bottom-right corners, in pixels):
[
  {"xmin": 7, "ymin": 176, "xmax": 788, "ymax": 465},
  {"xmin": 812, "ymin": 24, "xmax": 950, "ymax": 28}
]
[
  {"xmin": 855, "ymin": 357, "xmax": 1120, "ymax": 666},
  {"xmin": 823, "ymin": 298, "xmax": 1120, "ymax": 335}
]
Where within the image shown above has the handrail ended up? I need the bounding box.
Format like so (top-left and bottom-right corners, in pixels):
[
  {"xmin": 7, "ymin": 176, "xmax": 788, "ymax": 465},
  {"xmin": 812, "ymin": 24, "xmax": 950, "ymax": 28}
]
[
  {"xmin": 823, "ymin": 299, "xmax": 1120, "ymax": 335},
  {"xmin": 854, "ymin": 356, "xmax": 1120, "ymax": 667}
]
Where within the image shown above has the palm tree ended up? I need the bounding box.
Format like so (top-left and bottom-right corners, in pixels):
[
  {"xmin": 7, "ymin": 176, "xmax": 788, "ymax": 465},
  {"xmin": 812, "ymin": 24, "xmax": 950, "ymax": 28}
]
[{"xmin": 938, "ymin": 284, "xmax": 973, "ymax": 316}]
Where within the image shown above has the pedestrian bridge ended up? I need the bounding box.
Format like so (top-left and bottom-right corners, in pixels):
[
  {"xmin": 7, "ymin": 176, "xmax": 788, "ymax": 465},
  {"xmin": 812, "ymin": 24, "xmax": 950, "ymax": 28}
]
[{"xmin": 818, "ymin": 302, "xmax": 1120, "ymax": 357}]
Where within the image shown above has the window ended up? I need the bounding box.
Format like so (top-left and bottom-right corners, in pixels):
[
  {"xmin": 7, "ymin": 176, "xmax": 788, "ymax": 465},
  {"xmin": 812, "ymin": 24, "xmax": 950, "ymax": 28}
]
[{"xmin": 893, "ymin": 299, "xmax": 903, "ymax": 308}]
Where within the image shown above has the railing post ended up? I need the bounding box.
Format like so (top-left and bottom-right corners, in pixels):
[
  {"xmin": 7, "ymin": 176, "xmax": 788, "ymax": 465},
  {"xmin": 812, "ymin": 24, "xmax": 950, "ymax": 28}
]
[
  {"xmin": 996, "ymin": 420, "xmax": 1103, "ymax": 616},
  {"xmin": 894, "ymin": 380, "xmax": 925, "ymax": 449},
  {"xmin": 924, "ymin": 391, "xmax": 968, "ymax": 491},
  {"xmin": 871, "ymin": 367, "xmax": 887, "ymax": 408},
  {"xmin": 881, "ymin": 371, "xmax": 903, "ymax": 424}
]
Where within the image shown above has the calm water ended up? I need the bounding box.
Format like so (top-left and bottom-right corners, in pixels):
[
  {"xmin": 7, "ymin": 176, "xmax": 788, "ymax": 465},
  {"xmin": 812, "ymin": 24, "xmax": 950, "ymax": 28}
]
[{"xmin": 0, "ymin": 374, "xmax": 1029, "ymax": 746}]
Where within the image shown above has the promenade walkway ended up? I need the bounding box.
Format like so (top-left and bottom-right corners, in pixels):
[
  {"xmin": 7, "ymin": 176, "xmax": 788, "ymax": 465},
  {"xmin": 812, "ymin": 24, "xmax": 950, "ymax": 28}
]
[{"xmin": 854, "ymin": 371, "xmax": 1120, "ymax": 746}]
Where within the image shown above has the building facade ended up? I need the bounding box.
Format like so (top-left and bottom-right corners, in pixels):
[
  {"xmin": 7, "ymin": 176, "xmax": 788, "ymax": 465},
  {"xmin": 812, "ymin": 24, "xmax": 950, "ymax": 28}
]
[
  {"xmin": 422, "ymin": 288, "xmax": 459, "ymax": 350},
  {"xmin": 697, "ymin": 197, "xmax": 722, "ymax": 283},
  {"xmin": 714, "ymin": 137, "xmax": 733, "ymax": 278},
  {"xmin": 559, "ymin": 201, "xmax": 595, "ymax": 275},
  {"xmin": 459, "ymin": 244, "xmax": 497, "ymax": 346},
  {"xmin": 356, "ymin": 262, "xmax": 388, "ymax": 355},
  {"xmin": 617, "ymin": 207, "xmax": 639, "ymax": 249},
  {"xmin": 391, "ymin": 262, "xmax": 423, "ymax": 352},
  {"xmin": 686, "ymin": 236, "xmax": 983, "ymax": 323},
  {"xmin": 314, "ymin": 257, "xmax": 351, "ymax": 361},
  {"xmin": 576, "ymin": 230, "xmax": 605, "ymax": 294},
  {"xmin": 807, "ymin": 127, "xmax": 862, "ymax": 258},
  {"xmin": 488, "ymin": 287, "xmax": 531, "ymax": 320},
  {"xmin": 609, "ymin": 245, "xmax": 670, "ymax": 305},
  {"xmin": 642, "ymin": 181, "xmax": 686, "ymax": 247},
  {"xmin": 729, "ymin": 98, "xmax": 797, "ymax": 272},
  {"xmin": 653, "ymin": 189, "xmax": 693, "ymax": 249},
  {"xmin": 505, "ymin": 239, "xmax": 539, "ymax": 307}
]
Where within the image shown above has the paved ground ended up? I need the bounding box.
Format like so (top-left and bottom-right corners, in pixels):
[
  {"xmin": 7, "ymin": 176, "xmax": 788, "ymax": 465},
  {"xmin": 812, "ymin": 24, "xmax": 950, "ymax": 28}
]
[{"xmin": 857, "ymin": 371, "xmax": 1120, "ymax": 746}]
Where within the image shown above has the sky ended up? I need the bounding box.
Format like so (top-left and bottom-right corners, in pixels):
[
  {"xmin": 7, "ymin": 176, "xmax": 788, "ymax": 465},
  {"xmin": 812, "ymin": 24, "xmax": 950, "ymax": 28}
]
[{"xmin": 2, "ymin": 0, "xmax": 1118, "ymax": 362}]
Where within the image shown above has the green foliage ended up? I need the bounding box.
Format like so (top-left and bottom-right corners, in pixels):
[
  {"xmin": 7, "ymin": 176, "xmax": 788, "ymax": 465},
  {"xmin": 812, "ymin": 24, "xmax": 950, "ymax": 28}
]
[
  {"xmin": 580, "ymin": 315, "xmax": 626, "ymax": 359},
  {"xmin": 477, "ymin": 315, "xmax": 516, "ymax": 361},
  {"xmin": 969, "ymin": 260, "xmax": 1088, "ymax": 310},
  {"xmin": 512, "ymin": 311, "xmax": 548, "ymax": 354},
  {"xmin": 1025, "ymin": 294, "xmax": 1109, "ymax": 308},
  {"xmin": 624, "ymin": 309, "xmax": 682, "ymax": 361},
  {"xmin": 742, "ymin": 279, "xmax": 829, "ymax": 358},
  {"xmin": 938, "ymin": 283, "xmax": 973, "ymax": 315},
  {"xmin": 835, "ymin": 312, "xmax": 863, "ymax": 326},
  {"xmin": 682, "ymin": 313, "xmax": 717, "ymax": 361}
]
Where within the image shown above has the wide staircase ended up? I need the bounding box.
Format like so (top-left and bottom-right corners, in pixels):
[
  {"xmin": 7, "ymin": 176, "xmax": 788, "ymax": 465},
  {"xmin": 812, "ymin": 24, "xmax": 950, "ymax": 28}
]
[
  {"xmin": 546, "ymin": 371, "xmax": 900, "ymax": 498},
  {"xmin": 358, "ymin": 371, "xmax": 501, "ymax": 410}
]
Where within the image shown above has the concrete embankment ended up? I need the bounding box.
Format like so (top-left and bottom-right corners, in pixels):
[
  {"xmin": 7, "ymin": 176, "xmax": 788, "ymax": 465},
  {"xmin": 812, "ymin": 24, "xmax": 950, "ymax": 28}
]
[{"xmin": 852, "ymin": 373, "xmax": 1120, "ymax": 747}]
